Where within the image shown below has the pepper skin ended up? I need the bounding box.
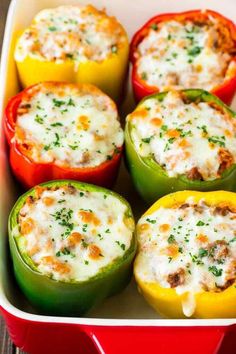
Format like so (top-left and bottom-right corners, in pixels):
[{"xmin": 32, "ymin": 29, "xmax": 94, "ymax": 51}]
[
  {"xmin": 8, "ymin": 180, "xmax": 136, "ymax": 316},
  {"xmin": 4, "ymin": 84, "xmax": 123, "ymax": 190},
  {"xmin": 130, "ymin": 10, "xmax": 236, "ymax": 104},
  {"xmin": 134, "ymin": 190, "xmax": 236, "ymax": 319},
  {"xmin": 125, "ymin": 89, "xmax": 236, "ymax": 204}
]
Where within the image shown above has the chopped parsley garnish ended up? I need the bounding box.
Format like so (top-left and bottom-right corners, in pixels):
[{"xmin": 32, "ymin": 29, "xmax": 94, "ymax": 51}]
[
  {"xmin": 69, "ymin": 144, "xmax": 78, "ymax": 150},
  {"xmin": 48, "ymin": 26, "xmax": 57, "ymax": 32},
  {"xmin": 167, "ymin": 234, "xmax": 176, "ymax": 244},
  {"xmin": 115, "ymin": 241, "xmax": 126, "ymax": 251},
  {"xmin": 208, "ymin": 136, "xmax": 225, "ymax": 147},
  {"xmin": 44, "ymin": 144, "xmax": 51, "ymax": 151},
  {"xmin": 34, "ymin": 114, "xmax": 44, "ymax": 124},
  {"xmin": 150, "ymin": 23, "xmax": 158, "ymax": 31},
  {"xmin": 142, "ymin": 136, "xmax": 153, "ymax": 144},
  {"xmin": 189, "ymin": 253, "xmax": 204, "ymax": 265},
  {"xmin": 53, "ymin": 98, "xmax": 66, "ymax": 107},
  {"xmin": 168, "ymin": 137, "xmax": 175, "ymax": 144},
  {"xmin": 197, "ymin": 125, "xmax": 208, "ymax": 135},
  {"xmin": 51, "ymin": 208, "xmax": 74, "ymax": 238},
  {"xmin": 84, "ymin": 260, "xmax": 89, "ymax": 265},
  {"xmin": 53, "ymin": 133, "xmax": 61, "ymax": 147},
  {"xmin": 141, "ymin": 72, "xmax": 148, "ymax": 80},
  {"xmin": 82, "ymin": 241, "xmax": 88, "ymax": 248},
  {"xmin": 67, "ymin": 98, "xmax": 75, "ymax": 106},
  {"xmin": 198, "ymin": 248, "xmax": 208, "ymax": 258},
  {"xmin": 58, "ymin": 199, "xmax": 66, "ymax": 204},
  {"xmin": 146, "ymin": 218, "xmax": 156, "ymax": 224},
  {"xmin": 82, "ymin": 224, "xmax": 88, "ymax": 232},
  {"xmin": 187, "ymin": 46, "xmax": 202, "ymax": 57},
  {"xmin": 208, "ymin": 266, "xmax": 223, "ymax": 277},
  {"xmin": 51, "ymin": 122, "xmax": 63, "ymax": 127},
  {"xmin": 196, "ymin": 220, "xmax": 205, "ymax": 226},
  {"xmin": 56, "ymin": 247, "xmax": 74, "ymax": 257}
]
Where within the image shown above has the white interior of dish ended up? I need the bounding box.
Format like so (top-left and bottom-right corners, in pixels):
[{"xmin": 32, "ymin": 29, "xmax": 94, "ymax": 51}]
[{"xmin": 0, "ymin": 0, "xmax": 236, "ymax": 326}]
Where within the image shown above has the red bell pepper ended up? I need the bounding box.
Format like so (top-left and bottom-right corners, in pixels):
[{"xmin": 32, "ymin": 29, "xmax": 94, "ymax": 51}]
[
  {"xmin": 130, "ymin": 10, "xmax": 236, "ymax": 104},
  {"xmin": 4, "ymin": 87, "xmax": 123, "ymax": 189}
]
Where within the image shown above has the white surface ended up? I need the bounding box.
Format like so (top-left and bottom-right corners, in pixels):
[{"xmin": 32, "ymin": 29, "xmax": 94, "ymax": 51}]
[{"xmin": 0, "ymin": 0, "xmax": 236, "ymax": 326}]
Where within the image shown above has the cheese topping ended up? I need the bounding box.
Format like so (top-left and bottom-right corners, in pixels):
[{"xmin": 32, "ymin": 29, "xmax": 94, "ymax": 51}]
[
  {"xmin": 17, "ymin": 185, "xmax": 134, "ymax": 282},
  {"xmin": 135, "ymin": 16, "xmax": 236, "ymax": 91},
  {"xmin": 15, "ymin": 5, "xmax": 127, "ymax": 63},
  {"xmin": 128, "ymin": 91, "xmax": 236, "ymax": 181},
  {"xmin": 136, "ymin": 198, "xmax": 236, "ymax": 317},
  {"xmin": 14, "ymin": 82, "xmax": 123, "ymax": 168}
]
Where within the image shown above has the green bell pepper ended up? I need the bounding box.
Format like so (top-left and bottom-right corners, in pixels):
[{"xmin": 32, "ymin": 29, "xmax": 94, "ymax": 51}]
[
  {"xmin": 8, "ymin": 180, "xmax": 136, "ymax": 316},
  {"xmin": 125, "ymin": 89, "xmax": 236, "ymax": 204}
]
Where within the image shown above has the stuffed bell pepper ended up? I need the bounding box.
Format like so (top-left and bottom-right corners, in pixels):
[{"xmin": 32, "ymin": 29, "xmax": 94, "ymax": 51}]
[
  {"xmin": 134, "ymin": 190, "xmax": 236, "ymax": 318},
  {"xmin": 4, "ymin": 82, "xmax": 124, "ymax": 189},
  {"xmin": 8, "ymin": 180, "xmax": 136, "ymax": 316},
  {"xmin": 130, "ymin": 9, "xmax": 236, "ymax": 104},
  {"xmin": 14, "ymin": 5, "xmax": 129, "ymax": 102},
  {"xmin": 125, "ymin": 89, "xmax": 236, "ymax": 204}
]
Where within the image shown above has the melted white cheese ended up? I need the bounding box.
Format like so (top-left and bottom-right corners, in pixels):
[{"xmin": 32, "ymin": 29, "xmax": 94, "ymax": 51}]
[
  {"xmin": 128, "ymin": 91, "xmax": 236, "ymax": 180},
  {"xmin": 136, "ymin": 19, "xmax": 235, "ymax": 91},
  {"xmin": 15, "ymin": 83, "xmax": 123, "ymax": 168},
  {"xmin": 136, "ymin": 197, "xmax": 236, "ymax": 317},
  {"xmin": 15, "ymin": 5, "xmax": 127, "ymax": 63},
  {"xmin": 17, "ymin": 185, "xmax": 134, "ymax": 282}
]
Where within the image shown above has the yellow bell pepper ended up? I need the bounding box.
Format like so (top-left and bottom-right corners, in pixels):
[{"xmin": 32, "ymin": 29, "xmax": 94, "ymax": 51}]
[
  {"xmin": 15, "ymin": 43, "xmax": 128, "ymax": 102},
  {"xmin": 14, "ymin": 5, "xmax": 129, "ymax": 102},
  {"xmin": 134, "ymin": 190, "xmax": 236, "ymax": 319}
]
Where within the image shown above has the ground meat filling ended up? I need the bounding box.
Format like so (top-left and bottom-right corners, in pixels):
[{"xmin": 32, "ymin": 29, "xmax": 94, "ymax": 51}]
[
  {"xmin": 16, "ymin": 184, "xmax": 134, "ymax": 282},
  {"xmin": 135, "ymin": 14, "xmax": 236, "ymax": 91},
  {"xmin": 129, "ymin": 90, "xmax": 236, "ymax": 181}
]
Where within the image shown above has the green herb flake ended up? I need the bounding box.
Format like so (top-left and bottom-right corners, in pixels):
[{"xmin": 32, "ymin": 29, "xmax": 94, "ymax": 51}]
[
  {"xmin": 115, "ymin": 241, "xmax": 126, "ymax": 250},
  {"xmin": 208, "ymin": 266, "xmax": 223, "ymax": 277},
  {"xmin": 82, "ymin": 241, "xmax": 88, "ymax": 248},
  {"xmin": 150, "ymin": 23, "xmax": 158, "ymax": 31},
  {"xmin": 198, "ymin": 248, "xmax": 208, "ymax": 258},
  {"xmin": 53, "ymin": 98, "xmax": 66, "ymax": 107},
  {"xmin": 48, "ymin": 26, "xmax": 57, "ymax": 32},
  {"xmin": 51, "ymin": 122, "xmax": 63, "ymax": 127},
  {"xmin": 142, "ymin": 136, "xmax": 152, "ymax": 144},
  {"xmin": 167, "ymin": 234, "xmax": 176, "ymax": 244},
  {"xmin": 196, "ymin": 220, "xmax": 205, "ymax": 226},
  {"xmin": 187, "ymin": 46, "xmax": 202, "ymax": 57},
  {"xmin": 141, "ymin": 72, "xmax": 148, "ymax": 80},
  {"xmin": 146, "ymin": 218, "xmax": 156, "ymax": 224},
  {"xmin": 67, "ymin": 98, "xmax": 75, "ymax": 106},
  {"xmin": 208, "ymin": 136, "xmax": 225, "ymax": 147}
]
